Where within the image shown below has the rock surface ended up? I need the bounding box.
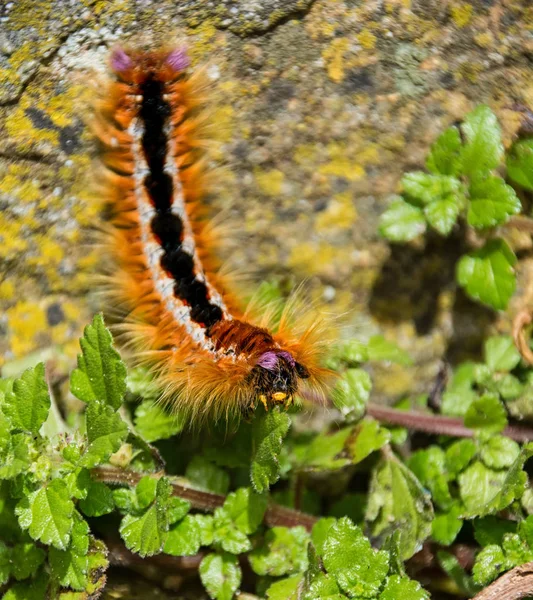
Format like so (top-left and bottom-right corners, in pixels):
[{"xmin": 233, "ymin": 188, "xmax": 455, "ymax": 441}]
[{"xmin": 1, "ymin": 0, "xmax": 533, "ymax": 399}]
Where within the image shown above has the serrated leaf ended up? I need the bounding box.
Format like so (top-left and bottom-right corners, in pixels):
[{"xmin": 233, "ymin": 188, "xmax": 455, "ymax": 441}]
[
  {"xmin": 331, "ymin": 369, "xmax": 372, "ymax": 422},
  {"xmin": 408, "ymin": 446, "xmax": 452, "ymax": 510},
  {"xmin": 474, "ymin": 516, "xmax": 517, "ymax": 547},
  {"xmin": 70, "ymin": 314, "xmax": 126, "ymax": 410},
  {"xmin": 437, "ymin": 551, "xmax": 480, "ymax": 597},
  {"xmin": 3, "ymin": 569, "xmax": 49, "ymax": 600},
  {"xmin": 15, "ymin": 479, "xmax": 74, "ymax": 550},
  {"xmin": 459, "ymin": 461, "xmax": 507, "ymax": 515},
  {"xmin": 464, "ymin": 393, "xmax": 507, "ymax": 433},
  {"xmin": 250, "ymin": 526, "xmax": 309, "ymax": 577},
  {"xmin": 134, "ymin": 399, "xmax": 185, "ymax": 443},
  {"xmin": 10, "ymin": 543, "xmax": 46, "ymax": 581},
  {"xmin": 4, "ymin": 364, "xmax": 50, "ymax": 435},
  {"xmin": 311, "ymin": 518, "xmax": 336, "ymax": 557},
  {"xmin": 168, "ymin": 496, "xmax": 190, "ymax": 525},
  {"xmin": 467, "ymin": 175, "xmax": 521, "ymax": 229},
  {"xmin": 49, "ymin": 515, "xmax": 89, "ymax": 591},
  {"xmin": 78, "ymin": 481, "xmax": 115, "ymax": 517},
  {"xmin": 200, "ymin": 552, "xmax": 242, "ymax": 600},
  {"xmin": 250, "ymin": 408, "xmax": 290, "ymax": 493},
  {"xmin": 322, "ymin": 517, "xmax": 389, "ymax": 597},
  {"xmin": 402, "ymin": 172, "xmax": 461, "ymax": 205},
  {"xmin": 480, "ymin": 435, "xmax": 520, "ymax": 469},
  {"xmin": 185, "ymin": 456, "xmax": 230, "ymax": 495},
  {"xmin": 366, "ymin": 454, "xmax": 433, "ymax": 560},
  {"xmin": 379, "ymin": 574, "xmax": 429, "ymax": 600},
  {"xmin": 472, "ymin": 545, "xmax": 506, "ymax": 586},
  {"xmin": 81, "ymin": 401, "xmax": 128, "ymax": 468},
  {"xmin": 379, "ymin": 198, "xmax": 426, "ymax": 242},
  {"xmin": 424, "ymin": 195, "xmax": 461, "ymax": 235},
  {"xmin": 507, "ymin": 139, "xmax": 533, "ymax": 191},
  {"xmin": 484, "ymin": 335, "xmax": 521, "ymax": 372},
  {"xmin": 445, "ymin": 439, "xmax": 477, "ymax": 476},
  {"xmin": 426, "ymin": 126, "xmax": 463, "ymax": 176},
  {"xmin": 164, "ymin": 514, "xmax": 202, "ymax": 556},
  {"xmin": 456, "ymin": 238, "xmax": 516, "ymax": 310},
  {"xmin": 0, "ymin": 433, "xmax": 32, "ymax": 480},
  {"xmin": 460, "ymin": 105, "xmax": 503, "ymax": 175},
  {"xmin": 119, "ymin": 477, "xmax": 171, "ymax": 557}
]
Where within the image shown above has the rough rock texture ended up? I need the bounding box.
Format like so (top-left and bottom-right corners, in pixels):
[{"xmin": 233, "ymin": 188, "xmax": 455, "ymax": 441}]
[{"xmin": 1, "ymin": 0, "xmax": 533, "ymax": 400}]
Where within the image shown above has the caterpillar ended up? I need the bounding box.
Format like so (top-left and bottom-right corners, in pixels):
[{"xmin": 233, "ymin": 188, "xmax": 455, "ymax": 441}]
[{"xmin": 93, "ymin": 45, "xmax": 332, "ymax": 423}]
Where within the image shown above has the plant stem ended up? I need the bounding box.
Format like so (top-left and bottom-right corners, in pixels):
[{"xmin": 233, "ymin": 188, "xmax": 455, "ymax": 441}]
[
  {"xmin": 471, "ymin": 562, "xmax": 533, "ymax": 599},
  {"xmin": 91, "ymin": 465, "xmax": 318, "ymax": 531},
  {"xmin": 366, "ymin": 404, "xmax": 533, "ymax": 443}
]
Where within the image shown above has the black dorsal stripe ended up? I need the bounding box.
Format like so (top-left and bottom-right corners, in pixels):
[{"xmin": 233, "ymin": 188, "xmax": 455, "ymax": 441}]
[{"xmin": 140, "ymin": 73, "xmax": 224, "ymax": 330}]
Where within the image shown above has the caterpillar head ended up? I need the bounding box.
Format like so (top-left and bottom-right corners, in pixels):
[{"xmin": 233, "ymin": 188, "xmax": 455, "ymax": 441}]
[
  {"xmin": 109, "ymin": 46, "xmax": 190, "ymax": 77},
  {"xmin": 251, "ymin": 350, "xmax": 310, "ymax": 410}
]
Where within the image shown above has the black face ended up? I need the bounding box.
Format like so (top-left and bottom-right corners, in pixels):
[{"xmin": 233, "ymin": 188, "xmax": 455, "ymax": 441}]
[{"xmin": 248, "ymin": 352, "xmax": 310, "ymax": 410}]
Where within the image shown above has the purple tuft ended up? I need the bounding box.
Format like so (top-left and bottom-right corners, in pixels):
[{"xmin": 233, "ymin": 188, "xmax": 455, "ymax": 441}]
[
  {"xmin": 256, "ymin": 351, "xmax": 278, "ymax": 371},
  {"xmin": 166, "ymin": 47, "xmax": 190, "ymax": 71},
  {"xmin": 111, "ymin": 48, "xmax": 133, "ymax": 72},
  {"xmin": 278, "ymin": 351, "xmax": 296, "ymax": 367}
]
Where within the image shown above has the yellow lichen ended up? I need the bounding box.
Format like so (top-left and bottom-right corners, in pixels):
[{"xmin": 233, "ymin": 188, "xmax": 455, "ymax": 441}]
[
  {"xmin": 322, "ymin": 38, "xmax": 350, "ymax": 83},
  {"xmin": 451, "ymin": 3, "xmax": 474, "ymax": 28},
  {"xmin": 6, "ymin": 302, "xmax": 47, "ymax": 358},
  {"xmin": 0, "ymin": 281, "xmax": 15, "ymax": 301},
  {"xmin": 319, "ymin": 143, "xmax": 365, "ymax": 181},
  {"xmin": 357, "ymin": 29, "xmax": 377, "ymax": 50},
  {"xmin": 316, "ymin": 192, "xmax": 357, "ymax": 232},
  {"xmin": 255, "ymin": 169, "xmax": 285, "ymax": 196}
]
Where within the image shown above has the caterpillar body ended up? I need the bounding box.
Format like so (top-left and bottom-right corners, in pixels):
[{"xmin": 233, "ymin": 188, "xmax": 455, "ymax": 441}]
[{"xmin": 94, "ymin": 46, "xmax": 331, "ymax": 423}]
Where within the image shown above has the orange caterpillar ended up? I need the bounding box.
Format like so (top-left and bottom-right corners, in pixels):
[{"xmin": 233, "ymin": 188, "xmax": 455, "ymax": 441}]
[{"xmin": 94, "ymin": 46, "xmax": 331, "ymax": 423}]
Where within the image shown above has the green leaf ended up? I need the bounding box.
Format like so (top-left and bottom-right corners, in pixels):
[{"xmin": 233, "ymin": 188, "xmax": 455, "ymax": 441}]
[
  {"xmin": 445, "ymin": 438, "xmax": 477, "ymax": 476},
  {"xmin": 303, "ymin": 572, "xmax": 344, "ymax": 600},
  {"xmin": 437, "ymin": 551, "xmax": 480, "ymax": 597},
  {"xmin": 472, "ymin": 545, "xmax": 506, "ymax": 586},
  {"xmin": 401, "ymin": 172, "xmax": 461, "ymax": 205},
  {"xmin": 467, "ymin": 175, "xmax": 521, "ymax": 229},
  {"xmin": 379, "ymin": 574, "xmax": 429, "ymax": 600},
  {"xmin": 408, "ymin": 446, "xmax": 452, "ymax": 510},
  {"xmin": 168, "ymin": 496, "xmax": 190, "ymax": 525},
  {"xmin": 474, "ymin": 516, "xmax": 517, "ymax": 547},
  {"xmin": 249, "ymin": 526, "xmax": 309, "ymax": 576},
  {"xmin": 119, "ymin": 477, "xmax": 171, "ymax": 557},
  {"xmin": 185, "ymin": 456, "xmax": 230, "ymax": 495},
  {"xmin": 367, "ymin": 336, "xmax": 413, "ymax": 366},
  {"xmin": 0, "ymin": 541, "xmax": 9, "ymax": 585},
  {"xmin": 484, "ymin": 335, "xmax": 521, "ymax": 372},
  {"xmin": 366, "ymin": 454, "xmax": 433, "ymax": 559},
  {"xmin": 250, "ymin": 408, "xmax": 291, "ymax": 493},
  {"xmin": 3, "ymin": 569, "xmax": 49, "ymax": 600},
  {"xmin": 507, "ymin": 139, "xmax": 533, "ymax": 191},
  {"xmin": 212, "ymin": 512, "xmax": 251, "ymax": 555},
  {"xmin": 311, "ymin": 518, "xmax": 336, "ymax": 557},
  {"xmin": 456, "ymin": 238, "xmax": 516, "ymax": 310},
  {"xmin": 464, "ymin": 393, "xmax": 507, "ymax": 433},
  {"xmin": 0, "ymin": 433, "xmax": 32, "ymax": 480},
  {"xmin": 196, "ymin": 514, "xmax": 215, "ymax": 546},
  {"xmin": 4, "ymin": 364, "xmax": 50, "ymax": 435},
  {"xmin": 70, "ymin": 314, "xmax": 127, "ymax": 410},
  {"xmin": 331, "ymin": 369, "xmax": 372, "ymax": 422},
  {"xmin": 15, "ymin": 479, "xmax": 74, "ymax": 550},
  {"xmin": 222, "ymin": 487, "xmax": 267, "ymax": 535},
  {"xmin": 49, "ymin": 515, "xmax": 89, "ymax": 591},
  {"xmin": 459, "ymin": 461, "xmax": 508, "ymax": 516},
  {"xmin": 424, "ymin": 195, "xmax": 461, "ymax": 235},
  {"xmin": 266, "ymin": 574, "xmax": 304, "ymax": 600},
  {"xmin": 322, "ymin": 517, "xmax": 389, "ymax": 597},
  {"xmin": 426, "ymin": 126, "xmax": 463, "ymax": 176},
  {"xmin": 81, "ymin": 401, "xmax": 128, "ymax": 468},
  {"xmin": 379, "ymin": 198, "xmax": 426, "ymax": 242},
  {"xmin": 200, "ymin": 552, "xmax": 242, "ymax": 600},
  {"xmin": 480, "ymin": 435, "xmax": 520, "ymax": 469},
  {"xmin": 10, "ymin": 543, "xmax": 45, "ymax": 581},
  {"xmin": 460, "ymin": 105, "xmax": 503, "ymax": 175},
  {"xmin": 134, "ymin": 399, "xmax": 184, "ymax": 443},
  {"xmin": 164, "ymin": 514, "xmax": 202, "ymax": 556},
  {"xmin": 78, "ymin": 481, "xmax": 115, "ymax": 517},
  {"xmin": 431, "ymin": 507, "xmax": 463, "ymax": 545}
]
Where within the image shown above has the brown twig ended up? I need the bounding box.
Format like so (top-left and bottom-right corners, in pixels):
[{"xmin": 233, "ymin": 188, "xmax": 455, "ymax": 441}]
[
  {"xmin": 472, "ymin": 562, "xmax": 533, "ymax": 599},
  {"xmin": 91, "ymin": 465, "xmax": 318, "ymax": 531},
  {"xmin": 513, "ymin": 309, "xmax": 533, "ymax": 365},
  {"xmin": 506, "ymin": 215, "xmax": 533, "ymax": 235},
  {"xmin": 366, "ymin": 404, "xmax": 533, "ymax": 443}
]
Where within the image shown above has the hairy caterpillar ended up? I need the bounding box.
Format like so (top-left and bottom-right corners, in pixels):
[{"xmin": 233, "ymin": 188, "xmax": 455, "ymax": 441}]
[{"xmin": 94, "ymin": 46, "xmax": 331, "ymax": 423}]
